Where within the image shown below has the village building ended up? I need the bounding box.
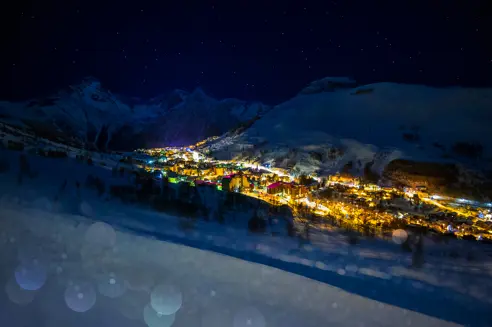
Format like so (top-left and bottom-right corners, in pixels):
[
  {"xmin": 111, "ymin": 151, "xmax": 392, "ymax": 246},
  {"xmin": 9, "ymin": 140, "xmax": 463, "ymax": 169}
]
[
  {"xmin": 267, "ymin": 182, "xmax": 308, "ymax": 199},
  {"xmin": 214, "ymin": 166, "xmax": 225, "ymax": 176},
  {"xmin": 329, "ymin": 174, "xmax": 360, "ymax": 186},
  {"xmin": 222, "ymin": 174, "xmax": 250, "ymax": 192}
]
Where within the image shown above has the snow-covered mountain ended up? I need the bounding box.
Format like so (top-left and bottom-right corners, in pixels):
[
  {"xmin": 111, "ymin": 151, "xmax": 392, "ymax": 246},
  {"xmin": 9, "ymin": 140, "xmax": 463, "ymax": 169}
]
[
  {"xmin": 0, "ymin": 77, "xmax": 270, "ymax": 151},
  {"xmin": 204, "ymin": 77, "xmax": 492, "ymax": 184}
]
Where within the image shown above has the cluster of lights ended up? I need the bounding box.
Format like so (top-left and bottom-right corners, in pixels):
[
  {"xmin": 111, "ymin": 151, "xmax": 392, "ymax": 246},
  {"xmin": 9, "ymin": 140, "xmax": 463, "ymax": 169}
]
[{"xmin": 139, "ymin": 140, "xmax": 492, "ymax": 238}]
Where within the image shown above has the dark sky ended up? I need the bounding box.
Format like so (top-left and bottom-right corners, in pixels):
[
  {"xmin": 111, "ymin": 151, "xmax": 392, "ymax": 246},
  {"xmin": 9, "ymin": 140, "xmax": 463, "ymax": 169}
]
[{"xmin": 5, "ymin": 0, "xmax": 491, "ymax": 104}]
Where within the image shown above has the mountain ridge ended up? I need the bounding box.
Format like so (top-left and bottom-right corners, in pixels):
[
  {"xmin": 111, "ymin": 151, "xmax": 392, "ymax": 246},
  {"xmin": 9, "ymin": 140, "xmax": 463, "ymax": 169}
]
[
  {"xmin": 201, "ymin": 78, "xmax": 492, "ymax": 199},
  {"xmin": 0, "ymin": 77, "xmax": 270, "ymax": 151}
]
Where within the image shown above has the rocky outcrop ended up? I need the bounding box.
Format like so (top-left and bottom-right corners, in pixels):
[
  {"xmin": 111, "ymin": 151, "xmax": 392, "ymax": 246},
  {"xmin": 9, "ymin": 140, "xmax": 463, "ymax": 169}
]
[
  {"xmin": 382, "ymin": 159, "xmax": 492, "ymax": 200},
  {"xmin": 383, "ymin": 159, "xmax": 459, "ymax": 189}
]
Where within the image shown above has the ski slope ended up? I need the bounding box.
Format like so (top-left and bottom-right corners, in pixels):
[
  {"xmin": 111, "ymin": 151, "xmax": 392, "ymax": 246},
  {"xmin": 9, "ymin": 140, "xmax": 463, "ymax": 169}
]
[{"xmin": 0, "ymin": 148, "xmax": 491, "ymax": 326}]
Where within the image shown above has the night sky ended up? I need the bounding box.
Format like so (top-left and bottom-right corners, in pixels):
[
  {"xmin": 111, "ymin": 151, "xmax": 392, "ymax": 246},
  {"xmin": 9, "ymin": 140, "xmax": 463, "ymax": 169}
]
[{"xmin": 6, "ymin": 0, "xmax": 491, "ymax": 104}]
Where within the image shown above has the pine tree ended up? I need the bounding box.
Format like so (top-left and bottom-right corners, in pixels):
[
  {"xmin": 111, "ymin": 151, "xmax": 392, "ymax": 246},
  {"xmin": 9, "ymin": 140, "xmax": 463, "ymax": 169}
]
[{"xmin": 412, "ymin": 234, "xmax": 425, "ymax": 268}]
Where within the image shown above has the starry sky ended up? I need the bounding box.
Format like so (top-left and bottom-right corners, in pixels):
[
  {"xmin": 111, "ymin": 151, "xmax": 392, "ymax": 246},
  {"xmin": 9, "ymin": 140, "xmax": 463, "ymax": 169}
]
[{"xmin": 5, "ymin": 0, "xmax": 491, "ymax": 104}]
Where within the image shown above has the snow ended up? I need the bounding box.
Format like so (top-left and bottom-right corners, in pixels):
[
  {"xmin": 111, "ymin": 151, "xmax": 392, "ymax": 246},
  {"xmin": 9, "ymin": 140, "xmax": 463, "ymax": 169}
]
[
  {"xmin": 1, "ymin": 147, "xmax": 492, "ymax": 326},
  {"xmin": 299, "ymin": 76, "xmax": 358, "ymax": 95},
  {"xmin": 0, "ymin": 78, "xmax": 270, "ymax": 151},
  {"xmin": 207, "ymin": 81, "xmax": 492, "ymax": 175}
]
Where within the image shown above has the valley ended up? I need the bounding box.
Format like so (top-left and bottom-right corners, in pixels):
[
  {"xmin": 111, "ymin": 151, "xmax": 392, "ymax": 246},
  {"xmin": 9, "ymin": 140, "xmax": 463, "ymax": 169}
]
[{"xmin": 136, "ymin": 142, "xmax": 492, "ymax": 242}]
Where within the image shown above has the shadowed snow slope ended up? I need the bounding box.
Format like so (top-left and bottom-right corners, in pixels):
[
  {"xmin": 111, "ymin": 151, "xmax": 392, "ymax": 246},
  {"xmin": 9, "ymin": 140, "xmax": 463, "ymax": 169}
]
[
  {"xmin": 208, "ymin": 79, "xmax": 492, "ymax": 176},
  {"xmin": 1, "ymin": 206, "xmax": 461, "ymax": 327},
  {"xmin": 0, "ymin": 77, "xmax": 269, "ymax": 151}
]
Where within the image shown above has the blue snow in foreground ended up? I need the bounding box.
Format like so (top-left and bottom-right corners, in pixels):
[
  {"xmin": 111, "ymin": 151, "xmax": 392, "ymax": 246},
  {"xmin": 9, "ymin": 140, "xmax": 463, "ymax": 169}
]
[{"xmin": 0, "ymin": 148, "xmax": 491, "ymax": 326}]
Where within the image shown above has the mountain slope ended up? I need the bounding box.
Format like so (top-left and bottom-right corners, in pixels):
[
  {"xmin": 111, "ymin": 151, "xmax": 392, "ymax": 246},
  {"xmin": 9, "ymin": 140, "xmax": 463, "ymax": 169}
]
[
  {"xmin": 204, "ymin": 78, "xmax": 492, "ymax": 181},
  {"xmin": 0, "ymin": 77, "xmax": 270, "ymax": 151}
]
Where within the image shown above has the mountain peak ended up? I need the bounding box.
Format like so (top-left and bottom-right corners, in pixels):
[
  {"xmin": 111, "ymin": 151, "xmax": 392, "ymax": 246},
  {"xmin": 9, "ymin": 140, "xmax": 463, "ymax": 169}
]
[
  {"xmin": 66, "ymin": 76, "xmax": 116, "ymax": 105},
  {"xmin": 190, "ymin": 87, "xmax": 208, "ymax": 97},
  {"xmin": 71, "ymin": 76, "xmax": 103, "ymax": 92}
]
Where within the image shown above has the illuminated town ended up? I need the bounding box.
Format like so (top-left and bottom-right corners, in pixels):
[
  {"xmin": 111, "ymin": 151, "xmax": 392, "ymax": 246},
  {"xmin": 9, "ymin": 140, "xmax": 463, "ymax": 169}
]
[{"xmin": 121, "ymin": 141, "xmax": 492, "ymax": 242}]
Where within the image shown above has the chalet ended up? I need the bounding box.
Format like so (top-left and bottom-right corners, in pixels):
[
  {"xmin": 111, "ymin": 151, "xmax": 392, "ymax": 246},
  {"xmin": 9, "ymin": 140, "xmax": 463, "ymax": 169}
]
[
  {"xmin": 214, "ymin": 166, "xmax": 225, "ymax": 176},
  {"xmin": 222, "ymin": 174, "xmax": 250, "ymax": 192},
  {"xmin": 267, "ymin": 182, "xmax": 308, "ymax": 199},
  {"xmin": 329, "ymin": 174, "xmax": 359, "ymax": 186},
  {"xmin": 182, "ymin": 167, "xmax": 198, "ymax": 176}
]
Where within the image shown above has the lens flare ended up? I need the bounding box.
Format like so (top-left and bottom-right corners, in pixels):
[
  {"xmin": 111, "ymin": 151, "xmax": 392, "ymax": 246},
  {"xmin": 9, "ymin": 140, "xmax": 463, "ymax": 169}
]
[
  {"xmin": 233, "ymin": 307, "xmax": 266, "ymax": 327},
  {"xmin": 14, "ymin": 261, "xmax": 47, "ymax": 291},
  {"xmin": 64, "ymin": 282, "xmax": 97, "ymax": 313},
  {"xmin": 150, "ymin": 283, "xmax": 182, "ymax": 315},
  {"xmin": 143, "ymin": 304, "xmax": 176, "ymax": 327},
  {"xmin": 84, "ymin": 222, "xmax": 116, "ymax": 248},
  {"xmin": 5, "ymin": 278, "xmax": 36, "ymax": 305},
  {"xmin": 392, "ymin": 229, "xmax": 408, "ymax": 244},
  {"xmin": 97, "ymin": 272, "xmax": 127, "ymax": 298}
]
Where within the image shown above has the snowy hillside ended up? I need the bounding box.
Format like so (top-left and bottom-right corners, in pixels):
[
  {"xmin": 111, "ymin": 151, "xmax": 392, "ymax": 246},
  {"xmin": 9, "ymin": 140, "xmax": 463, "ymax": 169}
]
[
  {"xmin": 0, "ymin": 77, "xmax": 269, "ymax": 151},
  {"xmin": 205, "ymin": 78, "xmax": 492, "ymax": 178},
  {"xmin": 1, "ymin": 147, "xmax": 492, "ymax": 326}
]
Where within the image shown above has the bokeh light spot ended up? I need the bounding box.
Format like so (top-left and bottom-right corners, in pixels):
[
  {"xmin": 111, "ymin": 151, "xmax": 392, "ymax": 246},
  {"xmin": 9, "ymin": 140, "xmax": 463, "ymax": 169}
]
[
  {"xmin": 65, "ymin": 282, "xmax": 96, "ymax": 312},
  {"xmin": 143, "ymin": 304, "xmax": 176, "ymax": 327},
  {"xmin": 392, "ymin": 229, "xmax": 408, "ymax": 244},
  {"xmin": 150, "ymin": 283, "xmax": 182, "ymax": 315},
  {"xmin": 14, "ymin": 261, "xmax": 47, "ymax": 291},
  {"xmin": 233, "ymin": 307, "xmax": 266, "ymax": 327}
]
